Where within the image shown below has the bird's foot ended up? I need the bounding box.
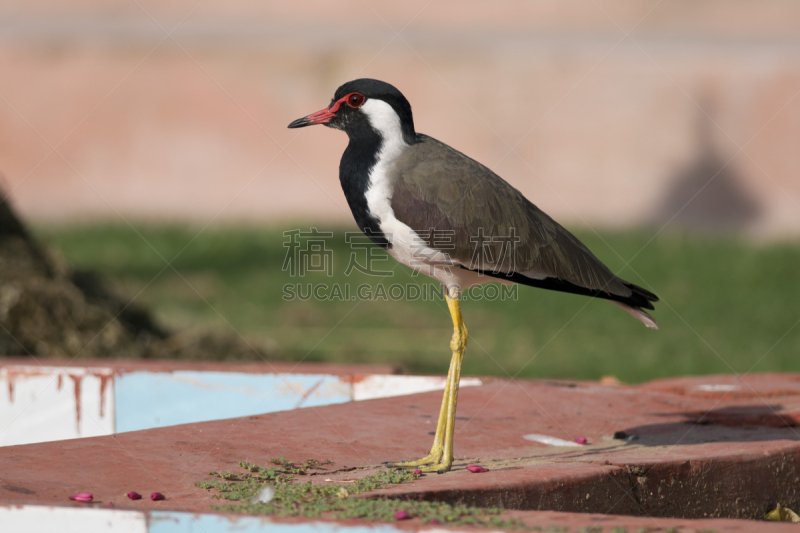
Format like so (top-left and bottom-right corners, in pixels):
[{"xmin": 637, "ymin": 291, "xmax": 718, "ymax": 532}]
[
  {"xmin": 384, "ymin": 450, "xmax": 443, "ymax": 469},
  {"xmin": 413, "ymin": 461, "xmax": 452, "ymax": 474}
]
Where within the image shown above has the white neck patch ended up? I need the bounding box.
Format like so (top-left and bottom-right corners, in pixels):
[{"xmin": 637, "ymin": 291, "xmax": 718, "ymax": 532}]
[
  {"xmin": 360, "ymin": 98, "xmax": 407, "ymax": 156},
  {"xmin": 361, "ymin": 98, "xmax": 411, "ymax": 246}
]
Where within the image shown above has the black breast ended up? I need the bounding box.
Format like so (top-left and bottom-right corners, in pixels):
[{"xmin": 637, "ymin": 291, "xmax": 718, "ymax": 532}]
[{"xmin": 339, "ymin": 137, "xmax": 391, "ymax": 248}]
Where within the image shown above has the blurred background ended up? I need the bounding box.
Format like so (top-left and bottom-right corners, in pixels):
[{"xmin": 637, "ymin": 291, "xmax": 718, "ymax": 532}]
[{"xmin": 0, "ymin": 0, "xmax": 798, "ymax": 382}]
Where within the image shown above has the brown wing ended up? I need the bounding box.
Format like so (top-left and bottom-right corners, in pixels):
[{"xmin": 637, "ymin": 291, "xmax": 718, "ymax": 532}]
[{"xmin": 389, "ymin": 135, "xmax": 655, "ymax": 307}]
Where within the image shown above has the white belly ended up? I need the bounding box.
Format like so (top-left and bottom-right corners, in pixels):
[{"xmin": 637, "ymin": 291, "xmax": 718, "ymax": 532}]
[{"xmin": 365, "ymin": 178, "xmax": 495, "ymax": 296}]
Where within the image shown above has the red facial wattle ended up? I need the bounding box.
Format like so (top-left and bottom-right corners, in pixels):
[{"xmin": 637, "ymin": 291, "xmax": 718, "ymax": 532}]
[{"xmin": 287, "ymin": 93, "xmax": 365, "ymax": 128}]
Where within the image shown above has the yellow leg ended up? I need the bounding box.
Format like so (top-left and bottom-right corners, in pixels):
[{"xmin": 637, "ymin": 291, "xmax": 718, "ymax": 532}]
[
  {"xmin": 386, "ymin": 354, "xmax": 453, "ymax": 467},
  {"xmin": 387, "ymin": 293, "xmax": 467, "ymax": 473}
]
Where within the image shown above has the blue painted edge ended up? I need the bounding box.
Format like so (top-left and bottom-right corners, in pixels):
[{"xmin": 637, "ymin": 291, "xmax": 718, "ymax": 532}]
[
  {"xmin": 115, "ymin": 371, "xmax": 353, "ymax": 433},
  {"xmin": 148, "ymin": 511, "xmax": 404, "ymax": 533}
]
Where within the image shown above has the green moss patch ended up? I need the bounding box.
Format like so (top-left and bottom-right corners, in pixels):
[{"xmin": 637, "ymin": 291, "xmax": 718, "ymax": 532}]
[{"xmin": 195, "ymin": 458, "xmax": 520, "ymax": 528}]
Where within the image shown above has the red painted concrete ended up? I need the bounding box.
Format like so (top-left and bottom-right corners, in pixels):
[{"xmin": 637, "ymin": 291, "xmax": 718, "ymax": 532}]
[{"xmin": 2, "ymin": 374, "xmax": 800, "ymax": 532}]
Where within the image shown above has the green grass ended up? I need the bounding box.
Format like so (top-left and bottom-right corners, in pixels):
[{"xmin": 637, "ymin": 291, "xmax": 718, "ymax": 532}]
[{"xmin": 35, "ymin": 222, "xmax": 800, "ymax": 383}]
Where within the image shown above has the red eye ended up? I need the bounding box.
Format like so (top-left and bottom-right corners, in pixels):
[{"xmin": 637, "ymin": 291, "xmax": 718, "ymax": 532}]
[{"xmin": 346, "ymin": 93, "xmax": 366, "ymax": 108}]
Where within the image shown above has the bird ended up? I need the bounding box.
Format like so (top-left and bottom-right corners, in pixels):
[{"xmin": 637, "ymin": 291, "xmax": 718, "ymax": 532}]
[{"xmin": 288, "ymin": 78, "xmax": 658, "ymax": 473}]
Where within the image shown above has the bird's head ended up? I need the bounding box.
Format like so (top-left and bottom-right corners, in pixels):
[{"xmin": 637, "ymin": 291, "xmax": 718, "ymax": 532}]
[{"xmin": 288, "ymin": 78, "xmax": 417, "ymax": 144}]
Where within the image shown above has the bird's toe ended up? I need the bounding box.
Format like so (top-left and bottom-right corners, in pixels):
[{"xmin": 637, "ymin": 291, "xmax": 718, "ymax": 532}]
[{"xmin": 412, "ymin": 462, "xmax": 452, "ymax": 474}]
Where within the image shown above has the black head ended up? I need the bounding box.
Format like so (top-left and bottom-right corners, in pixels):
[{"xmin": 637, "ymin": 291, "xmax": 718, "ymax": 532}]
[{"xmin": 288, "ymin": 78, "xmax": 416, "ymax": 144}]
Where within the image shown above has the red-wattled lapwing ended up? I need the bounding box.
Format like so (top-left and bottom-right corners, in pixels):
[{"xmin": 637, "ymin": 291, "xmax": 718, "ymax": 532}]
[{"xmin": 288, "ymin": 78, "xmax": 659, "ymax": 473}]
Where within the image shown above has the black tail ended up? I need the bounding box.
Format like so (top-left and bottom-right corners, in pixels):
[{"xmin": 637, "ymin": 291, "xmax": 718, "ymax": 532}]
[
  {"xmin": 476, "ymin": 268, "xmax": 657, "ymax": 309},
  {"xmin": 623, "ymin": 282, "xmax": 659, "ymax": 310},
  {"xmin": 470, "ymin": 268, "xmax": 660, "ymax": 329}
]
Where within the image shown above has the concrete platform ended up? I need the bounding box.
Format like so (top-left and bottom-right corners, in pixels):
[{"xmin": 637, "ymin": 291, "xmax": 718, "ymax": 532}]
[
  {"xmin": 3, "ymin": 373, "xmax": 800, "ymax": 532},
  {"xmin": 0, "ymin": 357, "xmax": 481, "ymax": 446}
]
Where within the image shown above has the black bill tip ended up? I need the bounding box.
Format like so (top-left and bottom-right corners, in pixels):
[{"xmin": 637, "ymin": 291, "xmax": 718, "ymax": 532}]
[{"xmin": 287, "ymin": 117, "xmax": 310, "ymax": 129}]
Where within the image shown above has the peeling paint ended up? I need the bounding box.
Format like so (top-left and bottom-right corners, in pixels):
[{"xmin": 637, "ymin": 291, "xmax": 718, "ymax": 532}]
[
  {"xmin": 69, "ymin": 374, "xmax": 82, "ymax": 433},
  {"xmin": 1, "ymin": 364, "xmax": 485, "ymax": 447},
  {"xmin": 352, "ymin": 375, "xmax": 482, "ymax": 401},
  {"xmin": 99, "ymin": 374, "xmax": 110, "ymax": 418},
  {"xmin": 294, "ymin": 378, "xmax": 325, "ymax": 409},
  {"xmin": 0, "ymin": 365, "xmax": 115, "ymax": 446},
  {"xmin": 7, "ymin": 371, "xmax": 13, "ymax": 403}
]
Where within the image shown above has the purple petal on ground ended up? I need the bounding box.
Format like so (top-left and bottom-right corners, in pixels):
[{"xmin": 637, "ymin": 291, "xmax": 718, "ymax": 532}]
[
  {"xmin": 413, "ymin": 469, "xmax": 422, "ymax": 475},
  {"xmin": 466, "ymin": 465, "xmax": 488, "ymax": 473},
  {"xmin": 127, "ymin": 492, "xmax": 142, "ymax": 500},
  {"xmin": 395, "ymin": 510, "xmax": 410, "ymax": 520},
  {"xmin": 69, "ymin": 492, "xmax": 93, "ymax": 503},
  {"xmin": 150, "ymin": 492, "xmax": 166, "ymax": 501},
  {"xmin": 575, "ymin": 437, "xmax": 588, "ymax": 445}
]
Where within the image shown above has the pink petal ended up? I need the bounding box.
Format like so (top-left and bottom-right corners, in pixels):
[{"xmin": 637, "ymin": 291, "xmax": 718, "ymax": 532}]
[
  {"xmin": 127, "ymin": 492, "xmax": 142, "ymax": 500},
  {"xmin": 466, "ymin": 465, "xmax": 488, "ymax": 473},
  {"xmin": 394, "ymin": 510, "xmax": 410, "ymax": 520},
  {"xmin": 412, "ymin": 469, "xmax": 422, "ymax": 475},
  {"xmin": 69, "ymin": 492, "xmax": 93, "ymax": 503},
  {"xmin": 575, "ymin": 437, "xmax": 588, "ymax": 445},
  {"xmin": 150, "ymin": 492, "xmax": 165, "ymax": 501}
]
